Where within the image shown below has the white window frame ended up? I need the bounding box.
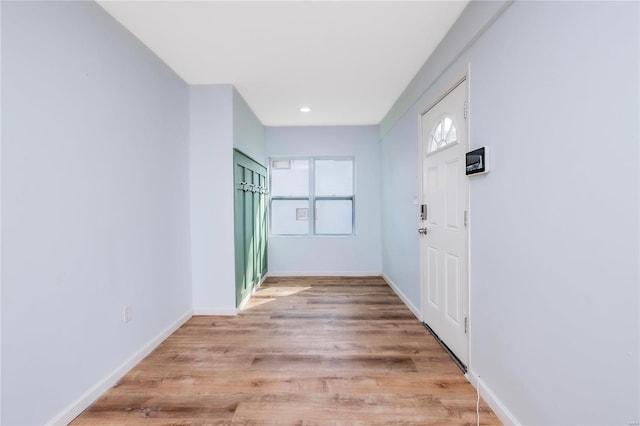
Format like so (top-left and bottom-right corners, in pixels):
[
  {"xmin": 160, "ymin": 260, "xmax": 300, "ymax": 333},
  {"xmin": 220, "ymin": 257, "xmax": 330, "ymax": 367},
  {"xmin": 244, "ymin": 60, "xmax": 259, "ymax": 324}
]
[{"xmin": 269, "ymin": 156, "xmax": 355, "ymax": 236}]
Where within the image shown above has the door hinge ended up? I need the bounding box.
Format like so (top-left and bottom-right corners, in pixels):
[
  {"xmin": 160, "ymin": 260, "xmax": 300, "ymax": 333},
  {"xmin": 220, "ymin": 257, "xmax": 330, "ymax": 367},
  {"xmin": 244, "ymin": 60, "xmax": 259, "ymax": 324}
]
[
  {"xmin": 464, "ymin": 317, "xmax": 468, "ymax": 334},
  {"xmin": 464, "ymin": 101, "xmax": 468, "ymax": 119},
  {"xmin": 464, "ymin": 210, "xmax": 468, "ymax": 227}
]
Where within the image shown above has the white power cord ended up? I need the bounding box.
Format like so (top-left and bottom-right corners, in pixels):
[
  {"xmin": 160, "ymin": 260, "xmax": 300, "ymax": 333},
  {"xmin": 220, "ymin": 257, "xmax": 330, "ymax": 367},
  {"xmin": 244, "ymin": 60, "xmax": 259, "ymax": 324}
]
[{"xmin": 476, "ymin": 375, "xmax": 481, "ymax": 426}]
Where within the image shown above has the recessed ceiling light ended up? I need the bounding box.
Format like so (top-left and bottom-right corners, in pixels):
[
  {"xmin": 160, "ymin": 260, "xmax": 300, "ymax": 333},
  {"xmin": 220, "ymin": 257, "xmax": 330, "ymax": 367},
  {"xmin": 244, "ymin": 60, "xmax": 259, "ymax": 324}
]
[{"xmin": 300, "ymin": 107, "xmax": 311, "ymax": 113}]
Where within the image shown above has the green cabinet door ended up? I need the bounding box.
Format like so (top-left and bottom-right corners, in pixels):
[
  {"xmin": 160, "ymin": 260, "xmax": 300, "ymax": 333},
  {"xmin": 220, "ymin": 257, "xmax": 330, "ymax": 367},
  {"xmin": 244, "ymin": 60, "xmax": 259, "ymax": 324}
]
[
  {"xmin": 257, "ymin": 173, "xmax": 268, "ymax": 278},
  {"xmin": 234, "ymin": 150, "xmax": 268, "ymax": 306}
]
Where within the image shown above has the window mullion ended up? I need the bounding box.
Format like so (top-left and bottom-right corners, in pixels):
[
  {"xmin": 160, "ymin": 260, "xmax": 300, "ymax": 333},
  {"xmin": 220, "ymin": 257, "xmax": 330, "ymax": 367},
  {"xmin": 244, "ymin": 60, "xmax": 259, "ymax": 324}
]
[{"xmin": 309, "ymin": 157, "xmax": 316, "ymax": 235}]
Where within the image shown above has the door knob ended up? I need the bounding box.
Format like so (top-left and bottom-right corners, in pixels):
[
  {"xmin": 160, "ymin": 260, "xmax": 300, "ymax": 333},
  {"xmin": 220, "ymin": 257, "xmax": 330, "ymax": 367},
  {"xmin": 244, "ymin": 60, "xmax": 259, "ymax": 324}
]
[{"xmin": 418, "ymin": 227, "xmax": 428, "ymax": 235}]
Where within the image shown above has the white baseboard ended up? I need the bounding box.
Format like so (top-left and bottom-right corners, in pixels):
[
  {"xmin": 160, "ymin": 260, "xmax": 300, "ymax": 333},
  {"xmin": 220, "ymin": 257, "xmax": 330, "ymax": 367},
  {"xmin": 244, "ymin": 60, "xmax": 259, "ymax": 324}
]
[
  {"xmin": 381, "ymin": 273, "xmax": 422, "ymax": 322},
  {"xmin": 197, "ymin": 275, "xmax": 270, "ymax": 315},
  {"xmin": 192, "ymin": 307, "xmax": 238, "ymax": 316},
  {"xmin": 267, "ymin": 270, "xmax": 382, "ymax": 277},
  {"xmin": 236, "ymin": 274, "xmax": 269, "ymax": 310},
  {"xmin": 48, "ymin": 310, "xmax": 193, "ymax": 425},
  {"xmin": 466, "ymin": 370, "xmax": 521, "ymax": 426},
  {"xmin": 380, "ymin": 275, "xmax": 519, "ymax": 425}
]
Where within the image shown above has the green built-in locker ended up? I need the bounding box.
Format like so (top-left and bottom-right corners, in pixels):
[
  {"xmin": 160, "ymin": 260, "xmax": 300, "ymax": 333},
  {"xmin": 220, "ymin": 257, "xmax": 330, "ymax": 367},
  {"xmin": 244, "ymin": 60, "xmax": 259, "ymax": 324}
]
[{"xmin": 234, "ymin": 149, "xmax": 268, "ymax": 307}]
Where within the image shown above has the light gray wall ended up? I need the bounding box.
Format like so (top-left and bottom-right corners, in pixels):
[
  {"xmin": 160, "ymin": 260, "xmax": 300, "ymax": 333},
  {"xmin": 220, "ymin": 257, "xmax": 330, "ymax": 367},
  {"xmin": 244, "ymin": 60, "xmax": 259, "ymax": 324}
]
[
  {"xmin": 1, "ymin": 2, "xmax": 192, "ymax": 425},
  {"xmin": 0, "ymin": 3, "xmax": 3, "ymax": 421},
  {"xmin": 190, "ymin": 85, "xmax": 265, "ymax": 312},
  {"xmin": 266, "ymin": 126, "xmax": 382, "ymax": 275},
  {"xmin": 233, "ymin": 88, "xmax": 266, "ymax": 164},
  {"xmin": 189, "ymin": 85, "xmax": 236, "ymax": 313},
  {"xmin": 380, "ymin": 0, "xmax": 511, "ymax": 138},
  {"xmin": 380, "ymin": 110, "xmax": 421, "ymax": 312},
  {"xmin": 380, "ymin": 1, "xmax": 639, "ymax": 424}
]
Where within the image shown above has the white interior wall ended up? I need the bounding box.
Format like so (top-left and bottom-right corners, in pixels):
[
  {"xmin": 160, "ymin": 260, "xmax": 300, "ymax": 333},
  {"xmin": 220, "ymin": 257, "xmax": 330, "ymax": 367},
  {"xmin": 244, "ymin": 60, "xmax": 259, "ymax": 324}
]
[
  {"xmin": 465, "ymin": 3, "xmax": 639, "ymax": 423},
  {"xmin": 0, "ymin": 3, "xmax": 3, "ymax": 420},
  {"xmin": 189, "ymin": 85, "xmax": 236, "ymax": 314},
  {"xmin": 265, "ymin": 126, "xmax": 382, "ymax": 276},
  {"xmin": 233, "ymin": 88, "xmax": 266, "ymax": 165},
  {"xmin": 380, "ymin": 110, "xmax": 421, "ymax": 314},
  {"xmin": 380, "ymin": 1, "xmax": 639, "ymax": 424},
  {"xmin": 190, "ymin": 85, "xmax": 265, "ymax": 314},
  {"xmin": 1, "ymin": 2, "xmax": 192, "ymax": 424}
]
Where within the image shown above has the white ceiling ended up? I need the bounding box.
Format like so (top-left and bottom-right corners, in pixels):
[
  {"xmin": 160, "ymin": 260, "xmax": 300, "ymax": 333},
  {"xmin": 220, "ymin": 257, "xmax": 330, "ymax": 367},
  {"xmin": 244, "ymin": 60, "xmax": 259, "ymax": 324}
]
[{"xmin": 98, "ymin": 1, "xmax": 468, "ymax": 127}]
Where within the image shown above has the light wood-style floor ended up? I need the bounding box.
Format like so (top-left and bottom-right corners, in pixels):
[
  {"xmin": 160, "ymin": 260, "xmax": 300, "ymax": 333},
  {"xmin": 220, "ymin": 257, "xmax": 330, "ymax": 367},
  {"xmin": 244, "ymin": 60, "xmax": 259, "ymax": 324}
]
[{"xmin": 72, "ymin": 276, "xmax": 500, "ymax": 425}]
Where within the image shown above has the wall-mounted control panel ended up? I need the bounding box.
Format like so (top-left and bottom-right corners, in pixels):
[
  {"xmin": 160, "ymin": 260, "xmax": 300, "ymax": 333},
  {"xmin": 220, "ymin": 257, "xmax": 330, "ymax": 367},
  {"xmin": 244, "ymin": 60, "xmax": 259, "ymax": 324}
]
[{"xmin": 466, "ymin": 147, "xmax": 490, "ymax": 176}]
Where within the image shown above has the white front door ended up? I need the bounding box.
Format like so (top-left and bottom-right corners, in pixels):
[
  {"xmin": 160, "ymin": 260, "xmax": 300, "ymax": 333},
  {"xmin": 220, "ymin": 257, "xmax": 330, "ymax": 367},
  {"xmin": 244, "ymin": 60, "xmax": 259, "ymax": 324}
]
[{"xmin": 419, "ymin": 79, "xmax": 469, "ymax": 366}]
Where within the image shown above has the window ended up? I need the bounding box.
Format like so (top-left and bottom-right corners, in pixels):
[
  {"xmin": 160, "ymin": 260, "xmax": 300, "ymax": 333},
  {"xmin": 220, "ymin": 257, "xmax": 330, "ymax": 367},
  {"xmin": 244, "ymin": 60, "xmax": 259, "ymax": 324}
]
[
  {"xmin": 270, "ymin": 159, "xmax": 310, "ymax": 235},
  {"xmin": 428, "ymin": 115, "xmax": 458, "ymax": 153},
  {"xmin": 269, "ymin": 157, "xmax": 354, "ymax": 235}
]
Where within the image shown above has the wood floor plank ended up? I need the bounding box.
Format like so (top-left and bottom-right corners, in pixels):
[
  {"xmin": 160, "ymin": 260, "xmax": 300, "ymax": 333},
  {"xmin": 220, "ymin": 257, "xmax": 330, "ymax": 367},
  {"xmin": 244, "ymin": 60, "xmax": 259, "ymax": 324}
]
[
  {"xmin": 71, "ymin": 276, "xmax": 500, "ymax": 425},
  {"xmin": 231, "ymin": 393, "xmax": 470, "ymax": 424},
  {"xmin": 249, "ymin": 354, "xmax": 419, "ymax": 373},
  {"xmin": 110, "ymin": 373, "xmax": 477, "ymax": 396}
]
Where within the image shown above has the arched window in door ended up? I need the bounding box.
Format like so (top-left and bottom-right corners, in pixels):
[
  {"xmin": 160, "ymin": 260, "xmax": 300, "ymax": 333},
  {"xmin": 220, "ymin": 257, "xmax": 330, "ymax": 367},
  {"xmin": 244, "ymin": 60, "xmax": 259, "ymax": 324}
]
[{"xmin": 428, "ymin": 115, "xmax": 458, "ymax": 153}]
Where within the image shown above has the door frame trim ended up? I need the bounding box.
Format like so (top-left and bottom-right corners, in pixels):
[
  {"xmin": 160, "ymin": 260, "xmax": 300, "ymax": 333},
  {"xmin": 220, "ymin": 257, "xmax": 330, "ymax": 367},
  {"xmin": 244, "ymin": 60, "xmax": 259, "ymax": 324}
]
[
  {"xmin": 419, "ymin": 75, "xmax": 467, "ymax": 117},
  {"xmin": 417, "ymin": 71, "xmax": 471, "ymax": 365}
]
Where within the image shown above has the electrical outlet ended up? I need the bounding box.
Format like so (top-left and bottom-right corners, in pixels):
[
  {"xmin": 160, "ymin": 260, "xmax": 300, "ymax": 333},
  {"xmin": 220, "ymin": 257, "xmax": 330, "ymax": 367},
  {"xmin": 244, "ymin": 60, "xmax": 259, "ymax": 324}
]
[{"xmin": 123, "ymin": 305, "xmax": 132, "ymax": 323}]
